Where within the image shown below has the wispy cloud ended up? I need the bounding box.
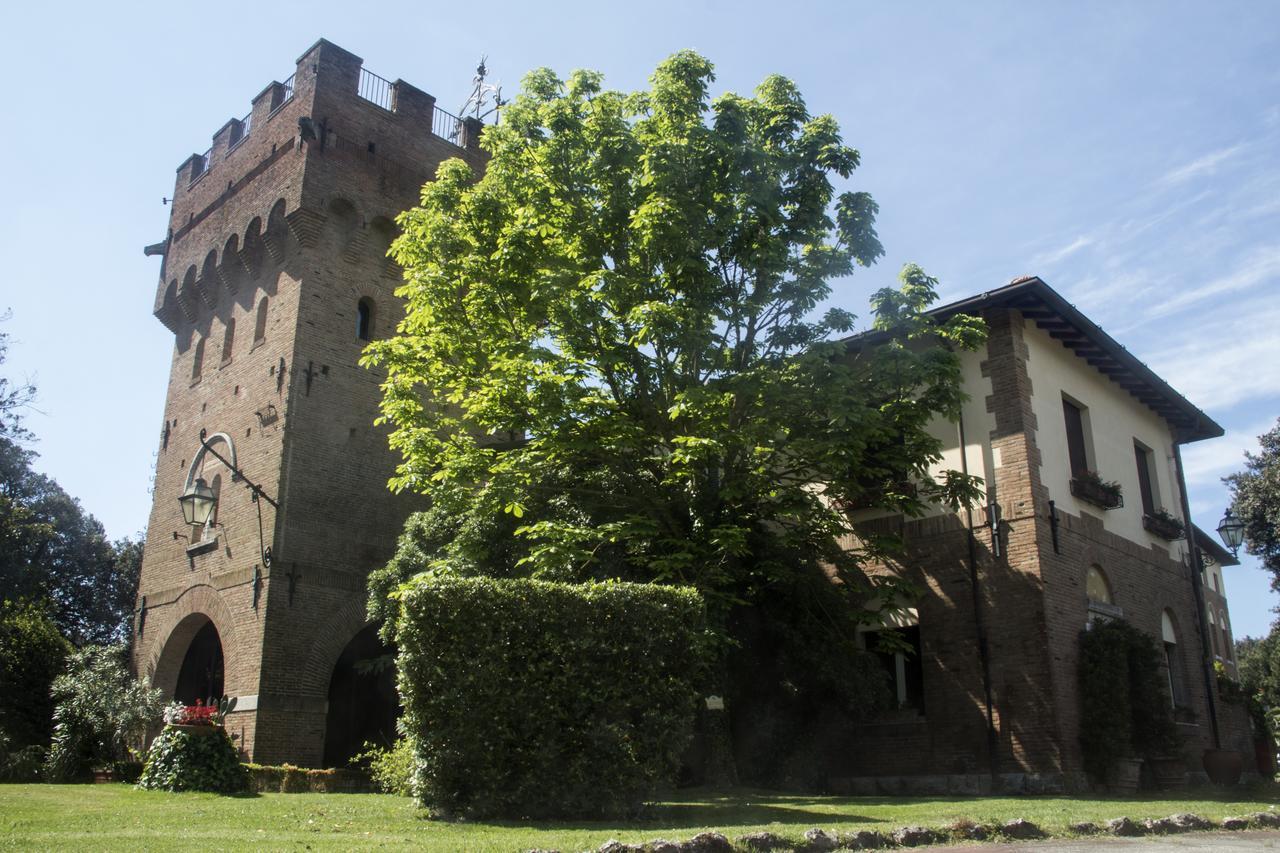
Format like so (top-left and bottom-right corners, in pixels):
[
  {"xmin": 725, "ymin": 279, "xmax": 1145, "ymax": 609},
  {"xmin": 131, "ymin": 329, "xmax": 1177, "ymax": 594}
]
[
  {"xmin": 1032, "ymin": 235, "xmax": 1092, "ymax": 267},
  {"xmin": 1157, "ymin": 144, "xmax": 1245, "ymax": 187},
  {"xmin": 1146, "ymin": 245, "xmax": 1280, "ymax": 321},
  {"xmin": 1181, "ymin": 418, "xmax": 1269, "ymax": 488}
]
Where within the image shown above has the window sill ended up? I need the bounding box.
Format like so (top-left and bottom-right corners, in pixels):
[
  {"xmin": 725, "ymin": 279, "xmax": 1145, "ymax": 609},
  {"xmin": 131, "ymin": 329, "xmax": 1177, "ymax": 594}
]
[
  {"xmin": 186, "ymin": 537, "xmax": 219, "ymax": 557},
  {"xmin": 859, "ymin": 709, "xmax": 927, "ymax": 726},
  {"xmin": 220, "ymin": 358, "xmax": 233, "ymax": 370},
  {"xmin": 251, "ymin": 338, "xmax": 266, "ymax": 352},
  {"xmin": 189, "ymin": 376, "xmax": 202, "ymax": 388}
]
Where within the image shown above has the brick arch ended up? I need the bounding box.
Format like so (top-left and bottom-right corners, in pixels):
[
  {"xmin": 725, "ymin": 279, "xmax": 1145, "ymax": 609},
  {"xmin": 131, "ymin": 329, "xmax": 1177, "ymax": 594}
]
[
  {"xmin": 299, "ymin": 595, "xmax": 377, "ymax": 699},
  {"xmin": 145, "ymin": 584, "xmax": 240, "ymax": 699}
]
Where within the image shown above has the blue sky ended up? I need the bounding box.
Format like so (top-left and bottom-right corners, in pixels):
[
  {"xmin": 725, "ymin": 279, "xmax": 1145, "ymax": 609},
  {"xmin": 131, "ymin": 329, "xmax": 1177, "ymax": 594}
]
[{"xmin": 2, "ymin": 2, "xmax": 1277, "ymax": 634}]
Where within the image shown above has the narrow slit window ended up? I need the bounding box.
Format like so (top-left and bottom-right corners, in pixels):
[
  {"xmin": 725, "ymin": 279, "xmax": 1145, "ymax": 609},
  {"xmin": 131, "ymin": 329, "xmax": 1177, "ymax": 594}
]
[
  {"xmin": 221, "ymin": 318, "xmax": 236, "ymax": 364},
  {"xmin": 356, "ymin": 298, "xmax": 374, "ymax": 341},
  {"xmin": 191, "ymin": 337, "xmax": 205, "ymax": 381},
  {"xmin": 254, "ymin": 297, "xmax": 268, "ymax": 344}
]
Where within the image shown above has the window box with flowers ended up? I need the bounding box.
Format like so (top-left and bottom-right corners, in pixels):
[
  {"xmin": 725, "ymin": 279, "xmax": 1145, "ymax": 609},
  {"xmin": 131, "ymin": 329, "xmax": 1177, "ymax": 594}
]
[
  {"xmin": 1070, "ymin": 469, "xmax": 1123, "ymax": 510},
  {"xmin": 1143, "ymin": 508, "xmax": 1185, "ymax": 541}
]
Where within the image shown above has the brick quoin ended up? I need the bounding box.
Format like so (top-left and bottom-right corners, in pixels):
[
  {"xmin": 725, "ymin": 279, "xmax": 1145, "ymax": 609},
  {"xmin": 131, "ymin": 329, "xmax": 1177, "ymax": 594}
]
[{"xmin": 134, "ymin": 39, "xmax": 486, "ymax": 765}]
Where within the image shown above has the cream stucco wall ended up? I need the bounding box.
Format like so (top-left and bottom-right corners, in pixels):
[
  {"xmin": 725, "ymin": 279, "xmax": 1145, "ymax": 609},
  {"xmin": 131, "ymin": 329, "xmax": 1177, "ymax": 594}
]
[
  {"xmin": 1021, "ymin": 317, "xmax": 1189, "ymax": 560},
  {"xmin": 924, "ymin": 347, "xmax": 996, "ymax": 503}
]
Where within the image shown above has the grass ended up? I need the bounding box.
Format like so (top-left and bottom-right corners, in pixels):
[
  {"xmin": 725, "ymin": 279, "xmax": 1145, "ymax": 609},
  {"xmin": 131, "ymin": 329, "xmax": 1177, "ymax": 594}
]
[{"xmin": 0, "ymin": 783, "xmax": 1277, "ymax": 851}]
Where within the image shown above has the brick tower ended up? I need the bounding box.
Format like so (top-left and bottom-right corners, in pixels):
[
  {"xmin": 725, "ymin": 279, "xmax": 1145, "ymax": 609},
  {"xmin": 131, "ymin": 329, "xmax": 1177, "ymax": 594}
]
[{"xmin": 135, "ymin": 40, "xmax": 486, "ymax": 766}]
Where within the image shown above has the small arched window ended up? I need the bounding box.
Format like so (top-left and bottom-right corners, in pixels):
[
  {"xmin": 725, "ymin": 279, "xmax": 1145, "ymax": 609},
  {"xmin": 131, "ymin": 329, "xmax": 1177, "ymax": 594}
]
[
  {"xmin": 191, "ymin": 337, "xmax": 205, "ymax": 382},
  {"xmin": 1086, "ymin": 565, "xmax": 1112, "ymax": 604},
  {"xmin": 1221, "ymin": 611, "xmax": 1232, "ymax": 661},
  {"xmin": 1161, "ymin": 610, "xmax": 1187, "ymax": 707},
  {"xmin": 254, "ymin": 297, "xmax": 269, "ymax": 344},
  {"xmin": 221, "ymin": 318, "xmax": 235, "ymax": 364},
  {"xmin": 356, "ymin": 298, "xmax": 374, "ymax": 341}
]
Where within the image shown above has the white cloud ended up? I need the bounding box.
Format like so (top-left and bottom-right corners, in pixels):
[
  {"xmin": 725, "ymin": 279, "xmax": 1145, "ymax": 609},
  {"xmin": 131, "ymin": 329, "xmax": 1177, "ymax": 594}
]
[
  {"xmin": 1031, "ymin": 235, "xmax": 1092, "ymax": 267},
  {"xmin": 1157, "ymin": 144, "xmax": 1245, "ymax": 187},
  {"xmin": 1146, "ymin": 245, "xmax": 1280, "ymax": 321}
]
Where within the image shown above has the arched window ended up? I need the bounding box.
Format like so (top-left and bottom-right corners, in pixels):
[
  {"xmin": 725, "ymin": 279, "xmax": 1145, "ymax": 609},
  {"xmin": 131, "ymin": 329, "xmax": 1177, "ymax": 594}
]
[
  {"xmin": 1086, "ymin": 565, "xmax": 1112, "ymax": 604},
  {"xmin": 254, "ymin": 297, "xmax": 268, "ymax": 344},
  {"xmin": 221, "ymin": 318, "xmax": 235, "ymax": 364},
  {"xmin": 356, "ymin": 298, "xmax": 374, "ymax": 341},
  {"xmin": 1221, "ymin": 611, "xmax": 1232, "ymax": 661},
  {"xmin": 1162, "ymin": 610, "xmax": 1187, "ymax": 707},
  {"xmin": 191, "ymin": 337, "xmax": 205, "ymax": 382}
]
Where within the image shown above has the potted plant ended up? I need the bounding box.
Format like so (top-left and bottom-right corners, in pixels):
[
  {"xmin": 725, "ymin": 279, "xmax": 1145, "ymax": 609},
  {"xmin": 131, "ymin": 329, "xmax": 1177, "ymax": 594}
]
[
  {"xmin": 1142, "ymin": 508, "xmax": 1185, "ymax": 541},
  {"xmin": 1070, "ymin": 469, "xmax": 1123, "ymax": 510}
]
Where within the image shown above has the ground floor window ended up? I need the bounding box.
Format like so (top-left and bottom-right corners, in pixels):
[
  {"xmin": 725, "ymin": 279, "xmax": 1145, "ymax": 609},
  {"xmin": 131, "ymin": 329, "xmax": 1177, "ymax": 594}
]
[{"xmin": 860, "ymin": 622, "xmax": 924, "ymax": 712}]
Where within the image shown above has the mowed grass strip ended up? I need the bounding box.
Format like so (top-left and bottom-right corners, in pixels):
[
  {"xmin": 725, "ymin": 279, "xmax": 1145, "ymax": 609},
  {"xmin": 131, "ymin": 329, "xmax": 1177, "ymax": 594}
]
[{"xmin": 1, "ymin": 783, "xmax": 1278, "ymax": 852}]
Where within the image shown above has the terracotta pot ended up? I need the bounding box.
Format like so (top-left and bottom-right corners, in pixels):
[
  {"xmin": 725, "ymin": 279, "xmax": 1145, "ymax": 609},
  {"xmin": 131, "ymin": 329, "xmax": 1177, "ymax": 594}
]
[
  {"xmin": 92, "ymin": 769, "xmax": 115, "ymax": 784},
  {"xmin": 1106, "ymin": 757, "xmax": 1143, "ymax": 794},
  {"xmin": 1203, "ymin": 748, "xmax": 1244, "ymax": 786},
  {"xmin": 1148, "ymin": 755, "xmax": 1188, "ymax": 790}
]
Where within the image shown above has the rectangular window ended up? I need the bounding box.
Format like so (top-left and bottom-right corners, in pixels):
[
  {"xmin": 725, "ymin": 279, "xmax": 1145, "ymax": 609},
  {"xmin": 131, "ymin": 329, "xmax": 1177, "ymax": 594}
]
[
  {"xmin": 1063, "ymin": 399, "xmax": 1089, "ymax": 476},
  {"xmin": 863, "ymin": 625, "xmax": 924, "ymax": 712},
  {"xmin": 1134, "ymin": 442, "xmax": 1156, "ymax": 516},
  {"xmin": 1164, "ymin": 643, "xmax": 1189, "ymax": 708}
]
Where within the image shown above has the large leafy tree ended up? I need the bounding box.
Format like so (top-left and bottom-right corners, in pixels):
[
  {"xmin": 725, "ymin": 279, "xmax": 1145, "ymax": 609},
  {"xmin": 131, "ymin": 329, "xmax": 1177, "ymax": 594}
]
[
  {"xmin": 366, "ymin": 54, "xmax": 984, "ymax": 767},
  {"xmin": 0, "ymin": 324, "xmax": 141, "ymax": 646},
  {"xmin": 1226, "ymin": 417, "xmax": 1280, "ymax": 587}
]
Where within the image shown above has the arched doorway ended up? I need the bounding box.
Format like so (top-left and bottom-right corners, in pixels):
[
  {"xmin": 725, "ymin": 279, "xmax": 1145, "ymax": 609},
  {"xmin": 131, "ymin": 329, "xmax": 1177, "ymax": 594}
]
[
  {"xmin": 322, "ymin": 623, "xmax": 398, "ymax": 768},
  {"xmin": 174, "ymin": 620, "xmax": 224, "ymax": 704}
]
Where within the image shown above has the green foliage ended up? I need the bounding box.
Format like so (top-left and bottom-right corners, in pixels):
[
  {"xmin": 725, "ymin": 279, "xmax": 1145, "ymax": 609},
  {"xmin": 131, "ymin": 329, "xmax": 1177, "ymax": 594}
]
[
  {"xmin": 137, "ymin": 725, "xmax": 248, "ymax": 793},
  {"xmin": 44, "ymin": 645, "xmax": 163, "ymax": 782},
  {"xmin": 365, "ymin": 55, "xmax": 985, "ymax": 759},
  {"xmin": 1226, "ymin": 417, "xmax": 1280, "ymax": 586},
  {"xmin": 354, "ymin": 737, "xmax": 416, "ymax": 796},
  {"xmin": 1078, "ymin": 620, "xmax": 1181, "ymax": 779},
  {"xmin": 0, "ymin": 598, "xmax": 70, "ymax": 752},
  {"xmin": 396, "ymin": 575, "xmax": 710, "ymax": 819}
]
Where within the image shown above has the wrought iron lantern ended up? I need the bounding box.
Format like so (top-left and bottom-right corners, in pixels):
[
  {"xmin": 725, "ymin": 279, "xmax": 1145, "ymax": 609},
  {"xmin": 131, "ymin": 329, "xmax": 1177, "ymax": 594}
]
[
  {"xmin": 179, "ymin": 477, "xmax": 217, "ymax": 526},
  {"xmin": 1216, "ymin": 508, "xmax": 1246, "ymax": 557}
]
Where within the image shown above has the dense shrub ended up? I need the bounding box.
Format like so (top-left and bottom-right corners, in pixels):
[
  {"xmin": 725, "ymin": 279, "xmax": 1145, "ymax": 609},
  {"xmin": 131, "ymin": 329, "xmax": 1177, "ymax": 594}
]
[
  {"xmin": 45, "ymin": 645, "xmax": 163, "ymax": 782},
  {"xmin": 0, "ymin": 599, "xmax": 71, "ymax": 754},
  {"xmin": 355, "ymin": 737, "xmax": 416, "ymax": 796},
  {"xmin": 1079, "ymin": 619, "xmax": 1180, "ymax": 779},
  {"xmin": 138, "ymin": 726, "xmax": 248, "ymax": 793},
  {"xmin": 397, "ymin": 575, "xmax": 710, "ymax": 819}
]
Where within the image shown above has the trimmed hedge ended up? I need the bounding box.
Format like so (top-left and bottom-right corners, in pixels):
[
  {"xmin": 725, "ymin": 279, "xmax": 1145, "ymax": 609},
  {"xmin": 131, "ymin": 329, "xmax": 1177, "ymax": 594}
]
[
  {"xmin": 137, "ymin": 726, "xmax": 247, "ymax": 793},
  {"xmin": 396, "ymin": 576, "xmax": 710, "ymax": 819},
  {"xmin": 244, "ymin": 763, "xmax": 374, "ymax": 793}
]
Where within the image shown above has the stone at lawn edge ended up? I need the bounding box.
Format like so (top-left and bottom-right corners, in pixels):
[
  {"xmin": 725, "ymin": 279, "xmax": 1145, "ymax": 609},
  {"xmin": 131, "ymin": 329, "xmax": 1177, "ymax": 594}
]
[
  {"xmin": 1000, "ymin": 819, "xmax": 1046, "ymax": 840},
  {"xmin": 837, "ymin": 830, "xmax": 888, "ymax": 849},
  {"xmin": 1250, "ymin": 812, "xmax": 1280, "ymax": 828},
  {"xmin": 737, "ymin": 831, "xmax": 791, "ymax": 851},
  {"xmin": 949, "ymin": 822, "xmax": 989, "ymax": 841},
  {"xmin": 1148, "ymin": 814, "xmax": 1212, "ymax": 834},
  {"xmin": 682, "ymin": 832, "xmax": 734, "ymax": 853},
  {"xmin": 891, "ymin": 826, "xmax": 939, "ymax": 847},
  {"xmin": 802, "ymin": 828, "xmax": 838, "ymax": 851},
  {"xmin": 1067, "ymin": 822, "xmax": 1099, "ymax": 835},
  {"xmin": 646, "ymin": 840, "xmax": 682, "ymax": 853},
  {"xmin": 1106, "ymin": 817, "xmax": 1145, "ymax": 837},
  {"xmin": 598, "ymin": 841, "xmax": 638, "ymax": 853},
  {"xmin": 1222, "ymin": 816, "xmax": 1250, "ymax": 831}
]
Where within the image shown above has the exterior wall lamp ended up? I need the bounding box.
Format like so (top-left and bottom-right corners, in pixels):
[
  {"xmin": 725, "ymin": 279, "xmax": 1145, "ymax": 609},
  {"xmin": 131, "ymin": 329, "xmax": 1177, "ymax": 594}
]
[
  {"xmin": 1216, "ymin": 509, "xmax": 1246, "ymax": 558},
  {"xmin": 179, "ymin": 428, "xmax": 281, "ymax": 569}
]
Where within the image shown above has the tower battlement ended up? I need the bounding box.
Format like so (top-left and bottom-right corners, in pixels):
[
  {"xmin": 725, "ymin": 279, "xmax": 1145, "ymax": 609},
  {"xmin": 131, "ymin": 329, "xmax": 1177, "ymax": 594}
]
[
  {"xmin": 154, "ymin": 38, "xmax": 483, "ymax": 335},
  {"xmin": 137, "ymin": 39, "xmax": 487, "ymax": 767}
]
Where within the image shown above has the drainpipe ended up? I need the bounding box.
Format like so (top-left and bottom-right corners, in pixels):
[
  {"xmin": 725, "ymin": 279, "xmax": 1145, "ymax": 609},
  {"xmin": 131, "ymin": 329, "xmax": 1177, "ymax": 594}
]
[
  {"xmin": 959, "ymin": 413, "xmax": 999, "ymax": 777},
  {"xmin": 1173, "ymin": 441, "xmax": 1221, "ymax": 749}
]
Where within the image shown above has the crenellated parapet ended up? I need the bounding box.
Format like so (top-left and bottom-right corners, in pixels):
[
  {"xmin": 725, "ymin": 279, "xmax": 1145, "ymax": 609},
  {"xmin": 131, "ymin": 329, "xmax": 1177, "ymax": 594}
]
[{"xmin": 151, "ymin": 38, "xmax": 486, "ymax": 335}]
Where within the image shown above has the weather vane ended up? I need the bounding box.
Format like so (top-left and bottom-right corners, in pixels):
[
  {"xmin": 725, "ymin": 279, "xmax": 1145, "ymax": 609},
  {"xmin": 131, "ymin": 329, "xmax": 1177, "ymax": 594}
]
[{"xmin": 457, "ymin": 56, "xmax": 505, "ymax": 124}]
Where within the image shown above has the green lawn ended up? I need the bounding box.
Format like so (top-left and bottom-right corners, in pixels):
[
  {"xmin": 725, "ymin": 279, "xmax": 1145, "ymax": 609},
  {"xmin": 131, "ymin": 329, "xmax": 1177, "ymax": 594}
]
[{"xmin": 0, "ymin": 784, "xmax": 1277, "ymax": 851}]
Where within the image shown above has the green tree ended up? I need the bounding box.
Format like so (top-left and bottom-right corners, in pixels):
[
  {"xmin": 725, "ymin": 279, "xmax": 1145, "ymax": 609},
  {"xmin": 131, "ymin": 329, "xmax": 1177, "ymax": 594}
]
[
  {"xmin": 0, "ymin": 598, "xmax": 71, "ymax": 751},
  {"xmin": 1226, "ymin": 417, "xmax": 1280, "ymax": 588},
  {"xmin": 366, "ymin": 54, "xmax": 984, "ymax": 763}
]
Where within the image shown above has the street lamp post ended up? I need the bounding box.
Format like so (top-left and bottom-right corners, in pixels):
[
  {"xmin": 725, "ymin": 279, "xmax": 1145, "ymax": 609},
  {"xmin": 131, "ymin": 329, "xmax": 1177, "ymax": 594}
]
[{"xmin": 178, "ymin": 429, "xmax": 280, "ymax": 570}]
